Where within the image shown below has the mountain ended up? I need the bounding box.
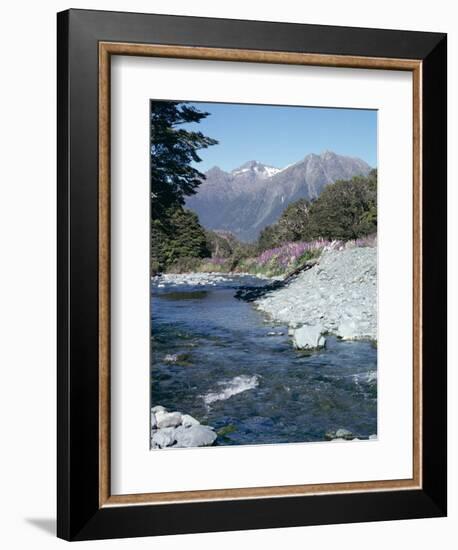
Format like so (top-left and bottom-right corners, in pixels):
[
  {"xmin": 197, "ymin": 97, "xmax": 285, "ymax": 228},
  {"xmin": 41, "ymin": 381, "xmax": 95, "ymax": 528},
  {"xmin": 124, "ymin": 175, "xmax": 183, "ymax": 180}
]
[{"xmin": 185, "ymin": 151, "xmax": 372, "ymax": 242}]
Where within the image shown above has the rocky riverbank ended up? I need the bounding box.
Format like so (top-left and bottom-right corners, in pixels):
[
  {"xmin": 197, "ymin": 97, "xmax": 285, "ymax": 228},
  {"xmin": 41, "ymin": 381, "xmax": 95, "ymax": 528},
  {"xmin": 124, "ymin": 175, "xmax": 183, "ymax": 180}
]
[
  {"xmin": 254, "ymin": 246, "xmax": 377, "ymax": 345},
  {"xmin": 152, "ymin": 271, "xmax": 270, "ymax": 288},
  {"xmin": 151, "ymin": 265, "xmax": 377, "ymax": 445},
  {"xmin": 151, "ymin": 405, "xmax": 217, "ymax": 449}
]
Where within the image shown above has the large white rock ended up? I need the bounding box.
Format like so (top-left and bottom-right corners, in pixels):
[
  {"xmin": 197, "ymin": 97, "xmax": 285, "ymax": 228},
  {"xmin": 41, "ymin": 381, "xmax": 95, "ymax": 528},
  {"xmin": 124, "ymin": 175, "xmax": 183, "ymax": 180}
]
[
  {"xmin": 337, "ymin": 320, "xmax": 358, "ymax": 340},
  {"xmin": 151, "ymin": 427, "xmax": 176, "ymax": 448},
  {"xmin": 292, "ymin": 325, "xmax": 326, "ymax": 350},
  {"xmin": 173, "ymin": 425, "xmax": 217, "ymax": 448},
  {"xmin": 181, "ymin": 414, "xmax": 200, "ymax": 428},
  {"xmin": 335, "ymin": 428, "xmax": 353, "ymax": 439},
  {"xmin": 155, "ymin": 411, "xmax": 182, "ymax": 429}
]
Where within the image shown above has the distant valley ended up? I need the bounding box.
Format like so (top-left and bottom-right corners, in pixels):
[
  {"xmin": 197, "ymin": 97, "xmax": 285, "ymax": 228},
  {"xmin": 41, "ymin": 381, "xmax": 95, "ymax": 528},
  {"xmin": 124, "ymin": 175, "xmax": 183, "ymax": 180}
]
[{"xmin": 185, "ymin": 151, "xmax": 372, "ymax": 242}]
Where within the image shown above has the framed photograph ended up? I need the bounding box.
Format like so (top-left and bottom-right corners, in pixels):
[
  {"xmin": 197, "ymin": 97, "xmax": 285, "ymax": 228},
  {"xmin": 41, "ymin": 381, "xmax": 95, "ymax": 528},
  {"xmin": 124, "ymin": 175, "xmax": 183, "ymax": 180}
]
[{"xmin": 57, "ymin": 9, "xmax": 447, "ymax": 541}]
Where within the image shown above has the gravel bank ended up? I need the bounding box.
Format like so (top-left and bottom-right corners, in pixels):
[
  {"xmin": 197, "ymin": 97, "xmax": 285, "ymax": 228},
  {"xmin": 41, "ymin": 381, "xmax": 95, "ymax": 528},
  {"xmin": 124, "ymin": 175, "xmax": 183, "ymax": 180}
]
[
  {"xmin": 254, "ymin": 247, "xmax": 377, "ymax": 341},
  {"xmin": 152, "ymin": 271, "xmax": 269, "ymax": 287}
]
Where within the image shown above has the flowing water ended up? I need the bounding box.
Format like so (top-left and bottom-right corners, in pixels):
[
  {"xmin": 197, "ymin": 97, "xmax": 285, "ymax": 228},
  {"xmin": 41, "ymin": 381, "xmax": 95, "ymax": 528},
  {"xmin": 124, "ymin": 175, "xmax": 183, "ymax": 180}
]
[{"xmin": 151, "ymin": 274, "xmax": 377, "ymax": 446}]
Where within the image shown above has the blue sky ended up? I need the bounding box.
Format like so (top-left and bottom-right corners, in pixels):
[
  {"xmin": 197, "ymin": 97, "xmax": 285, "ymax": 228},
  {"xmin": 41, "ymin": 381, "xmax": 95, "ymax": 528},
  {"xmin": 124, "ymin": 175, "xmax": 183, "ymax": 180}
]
[{"xmin": 181, "ymin": 102, "xmax": 377, "ymax": 172}]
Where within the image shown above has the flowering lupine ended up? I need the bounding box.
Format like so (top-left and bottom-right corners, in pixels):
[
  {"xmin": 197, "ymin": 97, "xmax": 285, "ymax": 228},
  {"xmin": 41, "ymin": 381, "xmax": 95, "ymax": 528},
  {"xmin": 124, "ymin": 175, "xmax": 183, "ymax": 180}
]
[
  {"xmin": 252, "ymin": 235, "xmax": 376, "ymax": 275},
  {"xmin": 256, "ymin": 239, "xmax": 326, "ymax": 267},
  {"xmin": 353, "ymin": 234, "xmax": 377, "ymax": 248},
  {"xmin": 189, "ymin": 234, "xmax": 377, "ymax": 276}
]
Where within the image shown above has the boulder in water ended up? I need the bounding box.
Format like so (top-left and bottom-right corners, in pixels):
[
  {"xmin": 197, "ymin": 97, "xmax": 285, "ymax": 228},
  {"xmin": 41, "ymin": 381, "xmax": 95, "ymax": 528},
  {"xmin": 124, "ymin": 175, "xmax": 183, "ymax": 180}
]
[
  {"xmin": 150, "ymin": 406, "xmax": 217, "ymax": 449},
  {"xmin": 292, "ymin": 325, "xmax": 326, "ymax": 350},
  {"xmin": 181, "ymin": 414, "xmax": 200, "ymax": 428},
  {"xmin": 151, "ymin": 427, "xmax": 176, "ymax": 448},
  {"xmin": 335, "ymin": 428, "xmax": 353, "ymax": 439},
  {"xmin": 155, "ymin": 411, "xmax": 182, "ymax": 429},
  {"xmin": 337, "ymin": 320, "xmax": 358, "ymax": 340},
  {"xmin": 173, "ymin": 425, "xmax": 217, "ymax": 448}
]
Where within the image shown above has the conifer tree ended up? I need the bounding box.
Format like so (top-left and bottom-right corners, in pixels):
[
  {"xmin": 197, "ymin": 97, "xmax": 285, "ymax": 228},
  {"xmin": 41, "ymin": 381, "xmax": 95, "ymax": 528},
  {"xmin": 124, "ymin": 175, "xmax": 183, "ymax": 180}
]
[
  {"xmin": 150, "ymin": 101, "xmax": 218, "ymax": 215},
  {"xmin": 150, "ymin": 101, "xmax": 217, "ymax": 272}
]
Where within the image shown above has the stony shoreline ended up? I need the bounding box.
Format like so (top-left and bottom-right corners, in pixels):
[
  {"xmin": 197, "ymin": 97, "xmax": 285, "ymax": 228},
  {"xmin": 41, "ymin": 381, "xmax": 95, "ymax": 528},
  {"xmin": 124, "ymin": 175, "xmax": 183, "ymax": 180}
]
[
  {"xmin": 254, "ymin": 247, "xmax": 377, "ymax": 346},
  {"xmin": 152, "ymin": 271, "xmax": 270, "ymax": 288},
  {"xmin": 151, "ymin": 405, "xmax": 217, "ymax": 449},
  {"xmin": 150, "ymin": 249, "xmax": 377, "ymax": 445},
  {"xmin": 151, "ymin": 247, "xmax": 377, "ymax": 348}
]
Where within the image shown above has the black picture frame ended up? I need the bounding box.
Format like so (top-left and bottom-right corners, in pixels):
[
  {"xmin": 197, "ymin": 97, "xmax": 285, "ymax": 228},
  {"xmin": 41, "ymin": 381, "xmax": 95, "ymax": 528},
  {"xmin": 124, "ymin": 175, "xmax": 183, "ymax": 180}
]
[{"xmin": 57, "ymin": 8, "xmax": 447, "ymax": 541}]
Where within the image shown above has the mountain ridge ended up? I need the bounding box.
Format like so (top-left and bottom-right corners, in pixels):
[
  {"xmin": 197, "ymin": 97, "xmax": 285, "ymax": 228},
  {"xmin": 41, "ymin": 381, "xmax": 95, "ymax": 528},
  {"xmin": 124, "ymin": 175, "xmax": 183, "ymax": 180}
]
[{"xmin": 186, "ymin": 151, "xmax": 372, "ymax": 242}]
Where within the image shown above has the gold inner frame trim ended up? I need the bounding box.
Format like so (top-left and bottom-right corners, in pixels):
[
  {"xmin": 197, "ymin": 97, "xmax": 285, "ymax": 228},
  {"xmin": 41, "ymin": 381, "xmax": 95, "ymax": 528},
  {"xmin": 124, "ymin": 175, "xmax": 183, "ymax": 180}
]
[{"xmin": 98, "ymin": 41, "xmax": 422, "ymax": 508}]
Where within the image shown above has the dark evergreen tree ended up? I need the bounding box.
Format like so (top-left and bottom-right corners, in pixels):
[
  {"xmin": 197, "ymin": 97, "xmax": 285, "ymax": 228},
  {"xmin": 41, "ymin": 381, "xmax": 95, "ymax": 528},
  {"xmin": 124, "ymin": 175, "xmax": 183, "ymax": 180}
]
[
  {"xmin": 307, "ymin": 170, "xmax": 377, "ymax": 240},
  {"xmin": 150, "ymin": 101, "xmax": 218, "ymax": 272},
  {"xmin": 150, "ymin": 101, "xmax": 218, "ymax": 215},
  {"xmin": 165, "ymin": 207, "xmax": 210, "ymax": 264}
]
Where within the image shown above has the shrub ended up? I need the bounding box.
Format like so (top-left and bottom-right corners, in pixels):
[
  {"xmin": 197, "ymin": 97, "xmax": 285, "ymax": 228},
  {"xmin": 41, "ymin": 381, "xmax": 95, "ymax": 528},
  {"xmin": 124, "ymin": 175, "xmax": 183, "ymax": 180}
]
[
  {"xmin": 306, "ymin": 170, "xmax": 377, "ymax": 240},
  {"xmin": 151, "ymin": 205, "xmax": 210, "ymax": 272},
  {"xmin": 165, "ymin": 256, "xmax": 203, "ymax": 273},
  {"xmin": 257, "ymin": 170, "xmax": 377, "ymax": 250}
]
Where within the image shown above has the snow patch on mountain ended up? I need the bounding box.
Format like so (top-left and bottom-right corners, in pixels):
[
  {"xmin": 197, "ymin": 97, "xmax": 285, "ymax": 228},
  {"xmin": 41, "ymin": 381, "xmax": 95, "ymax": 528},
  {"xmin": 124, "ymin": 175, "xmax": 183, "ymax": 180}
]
[
  {"xmin": 186, "ymin": 152, "xmax": 372, "ymax": 242},
  {"xmin": 231, "ymin": 160, "xmax": 280, "ymax": 179}
]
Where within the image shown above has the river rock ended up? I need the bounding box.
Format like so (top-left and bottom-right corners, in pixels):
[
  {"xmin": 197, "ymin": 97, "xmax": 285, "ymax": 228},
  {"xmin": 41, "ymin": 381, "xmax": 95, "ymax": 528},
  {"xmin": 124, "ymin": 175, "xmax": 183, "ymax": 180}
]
[
  {"xmin": 151, "ymin": 427, "xmax": 176, "ymax": 448},
  {"xmin": 337, "ymin": 320, "xmax": 358, "ymax": 340},
  {"xmin": 255, "ymin": 247, "xmax": 377, "ymax": 341},
  {"xmin": 173, "ymin": 425, "xmax": 217, "ymax": 448},
  {"xmin": 155, "ymin": 411, "xmax": 182, "ymax": 428},
  {"xmin": 335, "ymin": 428, "xmax": 353, "ymax": 439},
  {"xmin": 292, "ymin": 325, "xmax": 326, "ymax": 350},
  {"xmin": 151, "ymin": 406, "xmax": 217, "ymax": 448},
  {"xmin": 181, "ymin": 413, "xmax": 200, "ymax": 428}
]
